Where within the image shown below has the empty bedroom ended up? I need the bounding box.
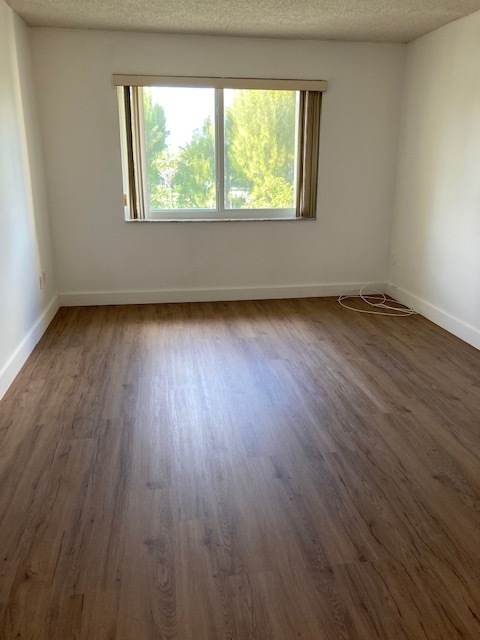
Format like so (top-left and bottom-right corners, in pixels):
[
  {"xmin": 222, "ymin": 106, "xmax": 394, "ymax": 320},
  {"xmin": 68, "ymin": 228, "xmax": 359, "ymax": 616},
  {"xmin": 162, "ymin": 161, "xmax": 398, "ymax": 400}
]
[{"xmin": 0, "ymin": 0, "xmax": 479, "ymax": 637}]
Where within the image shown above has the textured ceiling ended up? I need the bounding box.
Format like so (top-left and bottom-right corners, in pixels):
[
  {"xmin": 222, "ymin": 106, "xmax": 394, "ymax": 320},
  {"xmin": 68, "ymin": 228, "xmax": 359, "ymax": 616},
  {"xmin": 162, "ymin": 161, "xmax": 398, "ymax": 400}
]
[{"xmin": 6, "ymin": 0, "xmax": 480, "ymax": 42}]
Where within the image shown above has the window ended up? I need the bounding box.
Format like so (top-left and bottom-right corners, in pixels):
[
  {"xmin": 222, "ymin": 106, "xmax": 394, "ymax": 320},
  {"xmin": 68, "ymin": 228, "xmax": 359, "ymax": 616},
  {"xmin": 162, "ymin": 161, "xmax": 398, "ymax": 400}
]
[{"xmin": 115, "ymin": 75, "xmax": 326, "ymax": 221}]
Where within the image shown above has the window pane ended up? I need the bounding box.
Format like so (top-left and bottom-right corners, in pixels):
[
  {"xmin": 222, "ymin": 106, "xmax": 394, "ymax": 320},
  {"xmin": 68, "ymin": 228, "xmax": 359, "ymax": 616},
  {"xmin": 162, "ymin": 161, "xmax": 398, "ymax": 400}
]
[
  {"xmin": 224, "ymin": 89, "xmax": 298, "ymax": 210},
  {"xmin": 143, "ymin": 87, "xmax": 216, "ymax": 211}
]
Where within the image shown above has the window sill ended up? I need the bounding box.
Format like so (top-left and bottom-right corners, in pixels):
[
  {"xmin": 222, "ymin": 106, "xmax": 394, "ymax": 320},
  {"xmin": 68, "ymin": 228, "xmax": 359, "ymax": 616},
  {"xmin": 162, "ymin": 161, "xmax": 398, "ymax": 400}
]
[{"xmin": 125, "ymin": 216, "xmax": 316, "ymax": 223}]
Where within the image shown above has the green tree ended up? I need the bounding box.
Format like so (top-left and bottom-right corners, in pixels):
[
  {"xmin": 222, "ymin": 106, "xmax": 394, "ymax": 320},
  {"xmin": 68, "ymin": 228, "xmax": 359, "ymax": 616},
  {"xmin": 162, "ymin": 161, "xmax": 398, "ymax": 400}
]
[
  {"xmin": 150, "ymin": 151, "xmax": 178, "ymax": 209},
  {"xmin": 143, "ymin": 89, "xmax": 168, "ymax": 201},
  {"xmin": 142, "ymin": 89, "xmax": 297, "ymax": 212},
  {"xmin": 173, "ymin": 116, "xmax": 216, "ymax": 209},
  {"xmin": 225, "ymin": 90, "xmax": 296, "ymax": 209}
]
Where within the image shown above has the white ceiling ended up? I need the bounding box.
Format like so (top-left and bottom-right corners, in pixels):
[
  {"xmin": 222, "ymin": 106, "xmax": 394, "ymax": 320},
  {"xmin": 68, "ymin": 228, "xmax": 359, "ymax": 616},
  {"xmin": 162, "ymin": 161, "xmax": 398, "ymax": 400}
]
[{"xmin": 7, "ymin": 0, "xmax": 480, "ymax": 43}]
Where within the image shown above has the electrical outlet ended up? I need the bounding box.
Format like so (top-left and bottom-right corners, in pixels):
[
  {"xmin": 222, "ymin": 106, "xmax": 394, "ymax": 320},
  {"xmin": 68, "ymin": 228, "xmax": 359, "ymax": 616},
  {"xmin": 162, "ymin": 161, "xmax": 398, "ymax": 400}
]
[
  {"xmin": 39, "ymin": 271, "xmax": 47, "ymax": 290},
  {"xmin": 390, "ymin": 251, "xmax": 398, "ymax": 266}
]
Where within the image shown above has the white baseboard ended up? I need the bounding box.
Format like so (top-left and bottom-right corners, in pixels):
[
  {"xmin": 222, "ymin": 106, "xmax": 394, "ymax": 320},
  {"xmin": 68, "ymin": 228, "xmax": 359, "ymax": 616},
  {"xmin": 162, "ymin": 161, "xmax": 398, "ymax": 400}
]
[
  {"xmin": 58, "ymin": 282, "xmax": 376, "ymax": 307},
  {"xmin": 387, "ymin": 284, "xmax": 480, "ymax": 351},
  {"xmin": 0, "ymin": 295, "xmax": 60, "ymax": 401}
]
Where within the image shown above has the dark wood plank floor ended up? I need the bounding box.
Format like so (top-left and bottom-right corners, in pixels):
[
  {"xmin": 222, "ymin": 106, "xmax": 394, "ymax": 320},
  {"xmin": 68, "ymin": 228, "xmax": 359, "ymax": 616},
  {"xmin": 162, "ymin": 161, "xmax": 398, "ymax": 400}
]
[{"xmin": 1, "ymin": 298, "xmax": 480, "ymax": 639}]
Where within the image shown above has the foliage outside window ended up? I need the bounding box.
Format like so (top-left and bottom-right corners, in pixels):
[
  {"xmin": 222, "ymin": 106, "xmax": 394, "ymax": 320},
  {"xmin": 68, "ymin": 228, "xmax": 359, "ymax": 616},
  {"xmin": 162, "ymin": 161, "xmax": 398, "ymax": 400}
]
[{"xmin": 116, "ymin": 76, "xmax": 325, "ymax": 221}]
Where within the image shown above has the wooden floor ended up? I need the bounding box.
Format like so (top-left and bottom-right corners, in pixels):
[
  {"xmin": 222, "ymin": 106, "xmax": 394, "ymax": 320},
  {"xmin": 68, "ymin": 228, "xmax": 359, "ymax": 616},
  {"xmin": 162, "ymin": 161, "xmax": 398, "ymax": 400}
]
[{"xmin": 1, "ymin": 298, "xmax": 480, "ymax": 639}]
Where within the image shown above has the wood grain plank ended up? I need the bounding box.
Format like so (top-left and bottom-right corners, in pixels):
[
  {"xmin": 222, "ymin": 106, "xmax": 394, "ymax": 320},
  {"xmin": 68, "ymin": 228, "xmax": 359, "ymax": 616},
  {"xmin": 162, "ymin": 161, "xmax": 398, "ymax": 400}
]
[{"xmin": 0, "ymin": 298, "xmax": 479, "ymax": 638}]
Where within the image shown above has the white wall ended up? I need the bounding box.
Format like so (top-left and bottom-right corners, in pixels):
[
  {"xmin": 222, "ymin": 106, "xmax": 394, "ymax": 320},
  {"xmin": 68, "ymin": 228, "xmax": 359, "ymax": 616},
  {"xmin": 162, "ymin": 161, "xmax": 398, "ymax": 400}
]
[
  {"xmin": 0, "ymin": 0, "xmax": 57, "ymax": 400},
  {"xmin": 30, "ymin": 29, "xmax": 405, "ymax": 304},
  {"xmin": 389, "ymin": 10, "xmax": 480, "ymax": 349}
]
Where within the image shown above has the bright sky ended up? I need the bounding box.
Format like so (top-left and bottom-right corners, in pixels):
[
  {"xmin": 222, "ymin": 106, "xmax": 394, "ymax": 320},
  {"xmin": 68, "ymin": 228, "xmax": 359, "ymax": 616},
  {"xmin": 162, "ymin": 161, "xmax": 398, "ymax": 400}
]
[
  {"xmin": 150, "ymin": 87, "xmax": 215, "ymax": 152},
  {"xmin": 149, "ymin": 87, "xmax": 240, "ymax": 152}
]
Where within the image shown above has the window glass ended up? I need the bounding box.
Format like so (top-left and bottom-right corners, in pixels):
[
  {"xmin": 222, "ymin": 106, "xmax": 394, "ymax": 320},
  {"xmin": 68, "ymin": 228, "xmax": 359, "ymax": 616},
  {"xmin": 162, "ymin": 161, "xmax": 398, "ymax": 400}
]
[
  {"xmin": 143, "ymin": 87, "xmax": 216, "ymax": 211},
  {"xmin": 224, "ymin": 89, "xmax": 298, "ymax": 210}
]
